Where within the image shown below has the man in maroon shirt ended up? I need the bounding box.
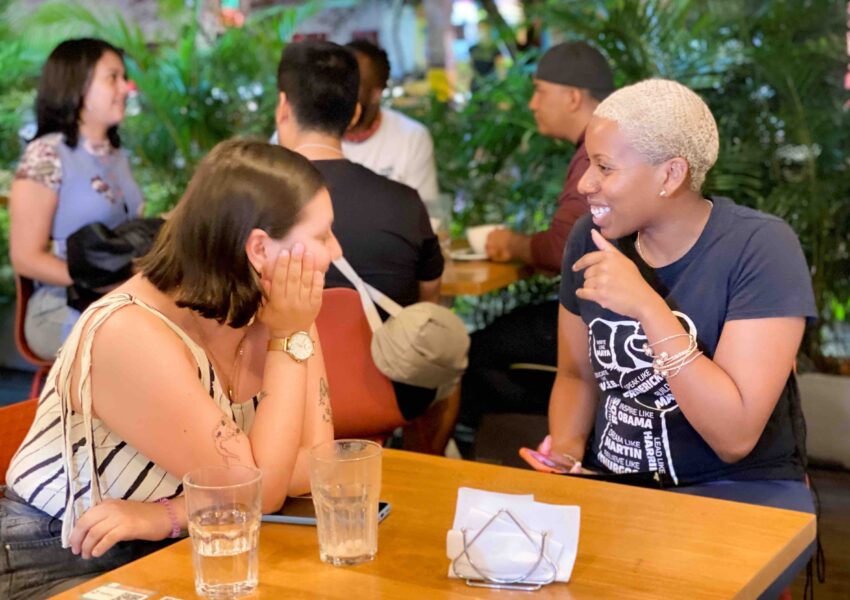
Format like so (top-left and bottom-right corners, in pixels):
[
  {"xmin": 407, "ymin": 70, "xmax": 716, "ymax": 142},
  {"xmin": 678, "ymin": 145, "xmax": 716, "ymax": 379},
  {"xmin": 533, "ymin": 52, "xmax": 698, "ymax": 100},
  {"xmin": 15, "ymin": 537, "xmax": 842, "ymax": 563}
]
[
  {"xmin": 485, "ymin": 41, "xmax": 613, "ymax": 269},
  {"xmin": 460, "ymin": 42, "xmax": 614, "ymax": 432}
]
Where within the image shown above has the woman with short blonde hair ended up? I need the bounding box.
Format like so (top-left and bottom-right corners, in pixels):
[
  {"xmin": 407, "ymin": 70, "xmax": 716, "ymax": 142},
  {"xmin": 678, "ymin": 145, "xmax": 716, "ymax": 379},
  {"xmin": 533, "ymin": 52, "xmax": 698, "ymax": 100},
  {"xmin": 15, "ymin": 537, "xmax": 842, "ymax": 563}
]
[{"xmin": 539, "ymin": 79, "xmax": 815, "ymax": 597}]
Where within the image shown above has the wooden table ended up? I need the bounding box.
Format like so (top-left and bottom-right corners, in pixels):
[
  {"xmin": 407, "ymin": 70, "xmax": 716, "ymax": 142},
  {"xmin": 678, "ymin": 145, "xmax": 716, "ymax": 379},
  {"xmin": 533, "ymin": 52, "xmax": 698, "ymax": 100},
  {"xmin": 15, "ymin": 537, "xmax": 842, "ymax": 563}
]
[
  {"xmin": 54, "ymin": 450, "xmax": 815, "ymax": 599},
  {"xmin": 441, "ymin": 258, "xmax": 529, "ymax": 297}
]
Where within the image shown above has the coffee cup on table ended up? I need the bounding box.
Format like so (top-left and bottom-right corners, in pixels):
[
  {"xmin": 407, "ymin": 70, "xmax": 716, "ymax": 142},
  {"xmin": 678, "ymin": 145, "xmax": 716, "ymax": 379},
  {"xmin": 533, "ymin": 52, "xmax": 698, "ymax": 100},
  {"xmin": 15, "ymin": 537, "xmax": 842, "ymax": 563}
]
[{"xmin": 466, "ymin": 224, "xmax": 504, "ymax": 256}]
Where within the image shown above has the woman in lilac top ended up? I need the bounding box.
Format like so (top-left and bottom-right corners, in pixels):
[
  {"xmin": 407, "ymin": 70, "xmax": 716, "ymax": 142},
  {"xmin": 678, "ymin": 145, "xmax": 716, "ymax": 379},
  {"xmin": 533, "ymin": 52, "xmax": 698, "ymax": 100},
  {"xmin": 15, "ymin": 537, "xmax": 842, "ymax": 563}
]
[{"xmin": 9, "ymin": 38, "xmax": 144, "ymax": 359}]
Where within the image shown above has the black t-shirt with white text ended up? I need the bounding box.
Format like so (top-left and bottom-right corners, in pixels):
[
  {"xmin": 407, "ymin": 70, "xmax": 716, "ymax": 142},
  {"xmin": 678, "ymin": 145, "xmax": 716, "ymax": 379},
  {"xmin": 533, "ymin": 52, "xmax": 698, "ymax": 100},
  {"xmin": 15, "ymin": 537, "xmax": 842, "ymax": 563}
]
[{"xmin": 560, "ymin": 197, "xmax": 816, "ymax": 486}]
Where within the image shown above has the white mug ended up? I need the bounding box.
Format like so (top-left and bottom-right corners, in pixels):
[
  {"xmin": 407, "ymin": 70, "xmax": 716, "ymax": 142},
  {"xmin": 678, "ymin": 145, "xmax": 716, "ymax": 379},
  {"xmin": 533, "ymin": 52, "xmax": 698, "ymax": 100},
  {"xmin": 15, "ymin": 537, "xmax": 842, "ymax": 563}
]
[{"xmin": 466, "ymin": 224, "xmax": 503, "ymax": 255}]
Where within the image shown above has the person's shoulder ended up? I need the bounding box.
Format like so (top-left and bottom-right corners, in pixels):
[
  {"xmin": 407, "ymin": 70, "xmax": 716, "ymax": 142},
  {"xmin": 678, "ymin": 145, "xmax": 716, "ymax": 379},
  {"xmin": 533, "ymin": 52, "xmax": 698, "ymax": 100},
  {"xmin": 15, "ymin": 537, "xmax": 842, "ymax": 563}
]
[
  {"xmin": 16, "ymin": 133, "xmax": 65, "ymax": 188},
  {"xmin": 22, "ymin": 132, "xmax": 65, "ymax": 155},
  {"xmin": 338, "ymin": 160, "xmax": 420, "ymax": 199},
  {"xmin": 713, "ymin": 196, "xmax": 797, "ymax": 241},
  {"xmin": 382, "ymin": 107, "xmax": 430, "ymax": 136},
  {"xmin": 90, "ymin": 295, "xmax": 195, "ymax": 369},
  {"xmin": 709, "ymin": 197, "xmax": 805, "ymax": 265}
]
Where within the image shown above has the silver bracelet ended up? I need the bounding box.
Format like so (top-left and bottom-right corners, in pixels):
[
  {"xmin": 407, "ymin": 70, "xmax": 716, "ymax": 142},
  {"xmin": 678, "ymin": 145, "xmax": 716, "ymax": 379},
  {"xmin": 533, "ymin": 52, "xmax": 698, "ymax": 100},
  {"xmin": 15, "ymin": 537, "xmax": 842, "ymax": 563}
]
[
  {"xmin": 641, "ymin": 333, "xmax": 693, "ymax": 358},
  {"xmin": 665, "ymin": 350, "xmax": 704, "ymax": 379},
  {"xmin": 642, "ymin": 334, "xmax": 702, "ymax": 378}
]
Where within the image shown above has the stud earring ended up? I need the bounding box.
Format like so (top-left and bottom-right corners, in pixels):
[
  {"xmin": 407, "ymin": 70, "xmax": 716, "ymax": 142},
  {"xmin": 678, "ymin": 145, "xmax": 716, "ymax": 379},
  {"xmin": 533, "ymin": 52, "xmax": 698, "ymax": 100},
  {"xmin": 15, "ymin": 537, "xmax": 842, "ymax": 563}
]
[{"xmin": 659, "ymin": 190, "xmax": 667, "ymax": 197}]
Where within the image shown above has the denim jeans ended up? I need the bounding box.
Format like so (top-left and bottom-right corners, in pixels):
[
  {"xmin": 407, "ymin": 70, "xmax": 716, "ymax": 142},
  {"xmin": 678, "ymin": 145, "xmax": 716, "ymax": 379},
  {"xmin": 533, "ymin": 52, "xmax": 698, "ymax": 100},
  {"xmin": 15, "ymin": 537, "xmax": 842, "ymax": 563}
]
[
  {"xmin": 0, "ymin": 487, "xmax": 177, "ymax": 600},
  {"xmin": 23, "ymin": 284, "xmax": 80, "ymax": 360}
]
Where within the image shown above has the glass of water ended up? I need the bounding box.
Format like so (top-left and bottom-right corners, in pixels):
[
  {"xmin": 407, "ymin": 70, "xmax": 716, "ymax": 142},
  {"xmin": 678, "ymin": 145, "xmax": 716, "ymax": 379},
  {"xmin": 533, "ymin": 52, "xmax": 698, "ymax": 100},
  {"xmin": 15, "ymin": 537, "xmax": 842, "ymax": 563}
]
[
  {"xmin": 424, "ymin": 192, "xmax": 454, "ymax": 259},
  {"xmin": 184, "ymin": 465, "xmax": 262, "ymax": 598},
  {"xmin": 309, "ymin": 439, "xmax": 382, "ymax": 566}
]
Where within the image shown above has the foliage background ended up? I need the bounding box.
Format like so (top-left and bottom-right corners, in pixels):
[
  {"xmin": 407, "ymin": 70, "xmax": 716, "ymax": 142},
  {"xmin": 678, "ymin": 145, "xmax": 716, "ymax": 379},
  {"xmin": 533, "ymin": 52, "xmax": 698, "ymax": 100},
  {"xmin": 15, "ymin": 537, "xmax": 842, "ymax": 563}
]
[
  {"xmin": 405, "ymin": 0, "xmax": 850, "ymax": 361},
  {"xmin": 0, "ymin": 0, "xmax": 847, "ymax": 363}
]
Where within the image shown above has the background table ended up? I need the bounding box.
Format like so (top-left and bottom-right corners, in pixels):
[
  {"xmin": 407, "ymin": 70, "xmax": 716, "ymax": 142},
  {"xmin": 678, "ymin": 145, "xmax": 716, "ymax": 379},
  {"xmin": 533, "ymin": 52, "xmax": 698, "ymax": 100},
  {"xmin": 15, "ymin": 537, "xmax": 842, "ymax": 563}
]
[
  {"xmin": 441, "ymin": 259, "xmax": 529, "ymax": 297},
  {"xmin": 54, "ymin": 450, "xmax": 815, "ymax": 599}
]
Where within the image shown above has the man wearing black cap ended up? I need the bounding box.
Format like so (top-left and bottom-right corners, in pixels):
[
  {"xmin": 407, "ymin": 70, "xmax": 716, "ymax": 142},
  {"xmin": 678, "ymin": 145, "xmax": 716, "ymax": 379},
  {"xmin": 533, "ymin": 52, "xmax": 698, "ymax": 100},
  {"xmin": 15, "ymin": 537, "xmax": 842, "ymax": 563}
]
[
  {"xmin": 460, "ymin": 41, "xmax": 614, "ymax": 434},
  {"xmin": 485, "ymin": 40, "xmax": 614, "ymax": 268}
]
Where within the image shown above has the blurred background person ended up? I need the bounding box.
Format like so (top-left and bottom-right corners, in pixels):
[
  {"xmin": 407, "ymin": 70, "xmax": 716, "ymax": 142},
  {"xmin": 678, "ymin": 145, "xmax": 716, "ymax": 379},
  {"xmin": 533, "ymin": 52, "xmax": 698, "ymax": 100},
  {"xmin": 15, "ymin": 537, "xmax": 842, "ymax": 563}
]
[
  {"xmin": 343, "ymin": 39, "xmax": 439, "ymax": 203},
  {"xmin": 9, "ymin": 38, "xmax": 144, "ymax": 359},
  {"xmin": 275, "ymin": 40, "xmax": 444, "ymax": 421},
  {"xmin": 271, "ymin": 39, "xmax": 439, "ymax": 204},
  {"xmin": 460, "ymin": 41, "xmax": 614, "ymax": 432}
]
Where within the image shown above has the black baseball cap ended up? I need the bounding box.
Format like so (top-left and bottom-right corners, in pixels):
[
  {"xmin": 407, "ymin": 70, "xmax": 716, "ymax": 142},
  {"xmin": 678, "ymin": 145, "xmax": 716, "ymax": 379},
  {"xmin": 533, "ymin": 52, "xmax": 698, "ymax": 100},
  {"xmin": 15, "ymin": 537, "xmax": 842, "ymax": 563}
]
[{"xmin": 535, "ymin": 41, "xmax": 614, "ymax": 98}]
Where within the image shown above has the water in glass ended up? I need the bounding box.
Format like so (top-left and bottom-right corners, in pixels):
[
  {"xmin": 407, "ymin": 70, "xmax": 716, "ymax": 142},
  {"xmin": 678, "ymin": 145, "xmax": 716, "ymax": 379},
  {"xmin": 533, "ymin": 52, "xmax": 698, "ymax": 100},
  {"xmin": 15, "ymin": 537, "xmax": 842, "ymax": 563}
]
[
  {"xmin": 313, "ymin": 483, "xmax": 378, "ymax": 565},
  {"xmin": 189, "ymin": 503, "xmax": 259, "ymax": 598}
]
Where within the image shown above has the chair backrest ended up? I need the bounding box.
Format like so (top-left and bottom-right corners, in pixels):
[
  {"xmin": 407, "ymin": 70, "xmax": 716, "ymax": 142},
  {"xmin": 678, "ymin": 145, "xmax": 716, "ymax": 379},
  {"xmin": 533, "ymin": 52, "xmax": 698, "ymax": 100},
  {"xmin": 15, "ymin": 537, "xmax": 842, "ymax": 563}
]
[
  {"xmin": 315, "ymin": 288, "xmax": 405, "ymax": 438},
  {"xmin": 0, "ymin": 398, "xmax": 38, "ymax": 484},
  {"xmin": 15, "ymin": 275, "xmax": 54, "ymax": 368}
]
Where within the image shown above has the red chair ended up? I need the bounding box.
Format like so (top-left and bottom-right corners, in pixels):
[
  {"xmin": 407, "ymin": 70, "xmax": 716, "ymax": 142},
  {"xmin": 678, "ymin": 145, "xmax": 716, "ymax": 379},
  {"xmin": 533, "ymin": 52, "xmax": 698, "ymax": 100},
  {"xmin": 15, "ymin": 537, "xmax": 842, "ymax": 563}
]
[
  {"xmin": 14, "ymin": 275, "xmax": 54, "ymax": 397},
  {"xmin": 0, "ymin": 398, "xmax": 38, "ymax": 484},
  {"xmin": 315, "ymin": 288, "xmax": 406, "ymax": 439}
]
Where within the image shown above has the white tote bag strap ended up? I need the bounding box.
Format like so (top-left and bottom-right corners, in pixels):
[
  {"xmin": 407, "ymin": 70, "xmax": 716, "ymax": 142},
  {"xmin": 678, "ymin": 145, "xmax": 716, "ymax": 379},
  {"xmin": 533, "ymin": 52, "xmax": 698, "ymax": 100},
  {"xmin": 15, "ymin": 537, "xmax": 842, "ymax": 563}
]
[{"xmin": 332, "ymin": 257, "xmax": 404, "ymax": 331}]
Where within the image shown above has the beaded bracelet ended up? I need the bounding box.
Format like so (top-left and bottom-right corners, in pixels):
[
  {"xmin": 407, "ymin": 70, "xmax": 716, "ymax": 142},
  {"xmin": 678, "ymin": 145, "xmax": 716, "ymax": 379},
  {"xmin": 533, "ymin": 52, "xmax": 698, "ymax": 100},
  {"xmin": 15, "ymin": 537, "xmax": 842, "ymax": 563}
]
[
  {"xmin": 558, "ymin": 452, "xmax": 582, "ymax": 470},
  {"xmin": 641, "ymin": 333, "xmax": 694, "ymax": 358},
  {"xmin": 158, "ymin": 497, "xmax": 182, "ymax": 539},
  {"xmin": 642, "ymin": 334, "xmax": 701, "ymax": 379}
]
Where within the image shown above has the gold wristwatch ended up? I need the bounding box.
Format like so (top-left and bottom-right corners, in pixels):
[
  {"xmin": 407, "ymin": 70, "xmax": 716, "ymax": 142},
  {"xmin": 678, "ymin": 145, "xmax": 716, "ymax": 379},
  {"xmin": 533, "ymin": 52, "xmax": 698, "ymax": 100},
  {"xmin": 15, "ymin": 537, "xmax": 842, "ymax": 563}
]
[{"xmin": 267, "ymin": 331, "xmax": 315, "ymax": 362}]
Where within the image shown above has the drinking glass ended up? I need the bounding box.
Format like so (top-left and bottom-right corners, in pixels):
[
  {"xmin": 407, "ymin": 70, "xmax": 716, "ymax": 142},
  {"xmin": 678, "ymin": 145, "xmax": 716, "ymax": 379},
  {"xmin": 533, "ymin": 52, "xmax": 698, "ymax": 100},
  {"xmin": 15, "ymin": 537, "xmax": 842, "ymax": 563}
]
[
  {"xmin": 425, "ymin": 192, "xmax": 453, "ymax": 258},
  {"xmin": 184, "ymin": 466, "xmax": 262, "ymax": 598},
  {"xmin": 309, "ymin": 439, "xmax": 382, "ymax": 566}
]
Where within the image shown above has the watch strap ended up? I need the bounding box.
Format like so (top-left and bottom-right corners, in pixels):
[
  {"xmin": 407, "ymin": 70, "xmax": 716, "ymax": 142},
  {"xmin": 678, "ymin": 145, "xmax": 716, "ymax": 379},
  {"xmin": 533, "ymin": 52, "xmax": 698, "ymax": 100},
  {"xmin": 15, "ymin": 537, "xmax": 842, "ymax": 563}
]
[{"xmin": 267, "ymin": 337, "xmax": 289, "ymax": 352}]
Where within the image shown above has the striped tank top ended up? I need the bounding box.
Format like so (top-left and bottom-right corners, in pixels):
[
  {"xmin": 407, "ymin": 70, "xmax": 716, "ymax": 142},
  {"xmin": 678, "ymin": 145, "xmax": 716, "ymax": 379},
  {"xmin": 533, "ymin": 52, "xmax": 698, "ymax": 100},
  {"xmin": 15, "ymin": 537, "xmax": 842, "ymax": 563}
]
[{"xmin": 6, "ymin": 293, "xmax": 259, "ymax": 547}]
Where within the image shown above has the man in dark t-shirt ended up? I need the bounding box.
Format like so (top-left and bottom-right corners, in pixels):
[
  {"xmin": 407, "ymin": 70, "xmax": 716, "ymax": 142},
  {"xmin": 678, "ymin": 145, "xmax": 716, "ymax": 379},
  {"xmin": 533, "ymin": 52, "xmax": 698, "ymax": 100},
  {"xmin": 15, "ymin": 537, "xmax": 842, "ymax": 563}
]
[
  {"xmin": 460, "ymin": 42, "xmax": 614, "ymax": 429},
  {"xmin": 275, "ymin": 41, "xmax": 444, "ymax": 419},
  {"xmin": 314, "ymin": 160, "xmax": 442, "ymax": 306}
]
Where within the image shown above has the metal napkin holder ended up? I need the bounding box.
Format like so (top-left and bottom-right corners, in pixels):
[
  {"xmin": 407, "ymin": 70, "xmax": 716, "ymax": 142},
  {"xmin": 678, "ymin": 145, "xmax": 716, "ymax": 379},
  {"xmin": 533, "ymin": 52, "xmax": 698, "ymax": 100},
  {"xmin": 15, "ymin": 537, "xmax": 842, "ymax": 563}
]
[{"xmin": 450, "ymin": 508, "xmax": 558, "ymax": 592}]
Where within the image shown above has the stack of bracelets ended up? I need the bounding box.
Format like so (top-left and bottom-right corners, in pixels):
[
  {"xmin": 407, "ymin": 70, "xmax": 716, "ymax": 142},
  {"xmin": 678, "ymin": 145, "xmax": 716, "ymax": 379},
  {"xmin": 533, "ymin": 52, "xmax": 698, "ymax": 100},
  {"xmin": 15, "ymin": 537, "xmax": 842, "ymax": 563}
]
[{"xmin": 641, "ymin": 333, "xmax": 703, "ymax": 379}]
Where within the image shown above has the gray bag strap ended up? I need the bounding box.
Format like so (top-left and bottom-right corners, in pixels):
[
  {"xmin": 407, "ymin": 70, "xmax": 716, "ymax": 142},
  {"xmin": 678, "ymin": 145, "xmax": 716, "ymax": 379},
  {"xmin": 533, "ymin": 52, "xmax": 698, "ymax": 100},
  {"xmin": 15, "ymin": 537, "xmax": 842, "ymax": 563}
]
[{"xmin": 331, "ymin": 257, "xmax": 404, "ymax": 331}]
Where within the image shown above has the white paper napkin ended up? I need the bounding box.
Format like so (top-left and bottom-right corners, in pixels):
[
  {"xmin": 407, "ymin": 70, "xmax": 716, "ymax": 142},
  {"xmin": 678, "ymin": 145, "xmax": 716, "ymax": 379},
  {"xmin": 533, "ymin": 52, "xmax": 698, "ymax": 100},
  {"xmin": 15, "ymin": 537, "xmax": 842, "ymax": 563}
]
[{"xmin": 446, "ymin": 487, "xmax": 580, "ymax": 583}]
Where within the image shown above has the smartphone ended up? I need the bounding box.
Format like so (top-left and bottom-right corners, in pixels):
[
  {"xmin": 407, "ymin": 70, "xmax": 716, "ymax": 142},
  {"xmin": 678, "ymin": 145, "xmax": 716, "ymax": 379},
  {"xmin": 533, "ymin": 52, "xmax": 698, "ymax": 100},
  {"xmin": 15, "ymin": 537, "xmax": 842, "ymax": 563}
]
[
  {"xmin": 519, "ymin": 447, "xmax": 571, "ymax": 474},
  {"xmin": 261, "ymin": 496, "xmax": 391, "ymax": 526}
]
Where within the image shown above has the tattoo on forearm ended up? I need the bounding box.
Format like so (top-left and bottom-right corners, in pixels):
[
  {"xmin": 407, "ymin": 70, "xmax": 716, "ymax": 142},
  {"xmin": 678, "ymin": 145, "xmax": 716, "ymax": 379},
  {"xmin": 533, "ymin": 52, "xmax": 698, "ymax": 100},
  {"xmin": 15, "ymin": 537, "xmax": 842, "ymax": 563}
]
[
  {"xmin": 213, "ymin": 417, "xmax": 241, "ymax": 466},
  {"xmin": 318, "ymin": 377, "xmax": 333, "ymax": 424}
]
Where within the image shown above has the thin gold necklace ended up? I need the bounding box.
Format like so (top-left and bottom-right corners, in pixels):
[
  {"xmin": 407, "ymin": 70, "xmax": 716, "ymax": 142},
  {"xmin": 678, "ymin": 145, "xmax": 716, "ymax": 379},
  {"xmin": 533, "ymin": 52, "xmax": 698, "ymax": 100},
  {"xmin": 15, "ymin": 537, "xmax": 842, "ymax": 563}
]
[
  {"xmin": 634, "ymin": 232, "xmax": 657, "ymax": 268},
  {"xmin": 191, "ymin": 313, "xmax": 250, "ymax": 402},
  {"xmin": 294, "ymin": 143, "xmax": 344, "ymax": 157},
  {"xmin": 636, "ymin": 198, "xmax": 713, "ymax": 268}
]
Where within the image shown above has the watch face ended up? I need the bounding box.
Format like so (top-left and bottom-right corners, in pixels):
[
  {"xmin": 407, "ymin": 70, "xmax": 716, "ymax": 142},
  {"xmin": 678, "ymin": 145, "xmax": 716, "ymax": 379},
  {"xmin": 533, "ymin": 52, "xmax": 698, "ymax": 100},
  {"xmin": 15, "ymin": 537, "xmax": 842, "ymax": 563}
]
[{"xmin": 288, "ymin": 332, "xmax": 314, "ymax": 361}]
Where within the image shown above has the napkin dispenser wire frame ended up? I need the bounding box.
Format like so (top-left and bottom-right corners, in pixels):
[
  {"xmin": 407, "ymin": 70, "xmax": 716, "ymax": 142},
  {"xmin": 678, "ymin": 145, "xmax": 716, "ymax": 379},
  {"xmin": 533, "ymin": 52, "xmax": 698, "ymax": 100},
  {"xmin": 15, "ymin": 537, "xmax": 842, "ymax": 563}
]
[{"xmin": 450, "ymin": 508, "xmax": 558, "ymax": 592}]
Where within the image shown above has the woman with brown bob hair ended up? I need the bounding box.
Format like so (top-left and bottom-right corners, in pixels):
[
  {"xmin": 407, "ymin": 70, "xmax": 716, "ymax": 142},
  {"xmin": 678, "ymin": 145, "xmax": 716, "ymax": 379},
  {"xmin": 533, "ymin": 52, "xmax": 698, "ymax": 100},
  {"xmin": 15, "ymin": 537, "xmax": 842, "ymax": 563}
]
[{"xmin": 2, "ymin": 138, "xmax": 341, "ymax": 598}]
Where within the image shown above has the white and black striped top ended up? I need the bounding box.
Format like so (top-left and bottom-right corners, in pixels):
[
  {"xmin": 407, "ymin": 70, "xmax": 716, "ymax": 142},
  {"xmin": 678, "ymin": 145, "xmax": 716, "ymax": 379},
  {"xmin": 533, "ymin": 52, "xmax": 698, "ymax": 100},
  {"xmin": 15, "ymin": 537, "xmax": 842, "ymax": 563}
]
[{"xmin": 6, "ymin": 294, "xmax": 259, "ymax": 546}]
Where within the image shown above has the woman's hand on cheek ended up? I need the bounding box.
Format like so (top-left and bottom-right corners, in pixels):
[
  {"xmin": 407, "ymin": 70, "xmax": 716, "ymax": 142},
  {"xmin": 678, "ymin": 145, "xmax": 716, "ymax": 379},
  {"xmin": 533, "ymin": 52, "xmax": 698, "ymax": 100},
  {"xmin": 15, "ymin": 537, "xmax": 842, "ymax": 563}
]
[
  {"xmin": 258, "ymin": 243, "xmax": 324, "ymax": 336},
  {"xmin": 572, "ymin": 229, "xmax": 662, "ymax": 319}
]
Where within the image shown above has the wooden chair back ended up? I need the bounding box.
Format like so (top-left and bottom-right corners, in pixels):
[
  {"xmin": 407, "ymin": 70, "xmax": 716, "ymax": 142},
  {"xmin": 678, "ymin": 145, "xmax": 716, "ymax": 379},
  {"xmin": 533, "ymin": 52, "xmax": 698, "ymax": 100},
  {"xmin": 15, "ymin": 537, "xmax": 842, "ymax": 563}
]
[{"xmin": 14, "ymin": 275, "xmax": 54, "ymax": 396}]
